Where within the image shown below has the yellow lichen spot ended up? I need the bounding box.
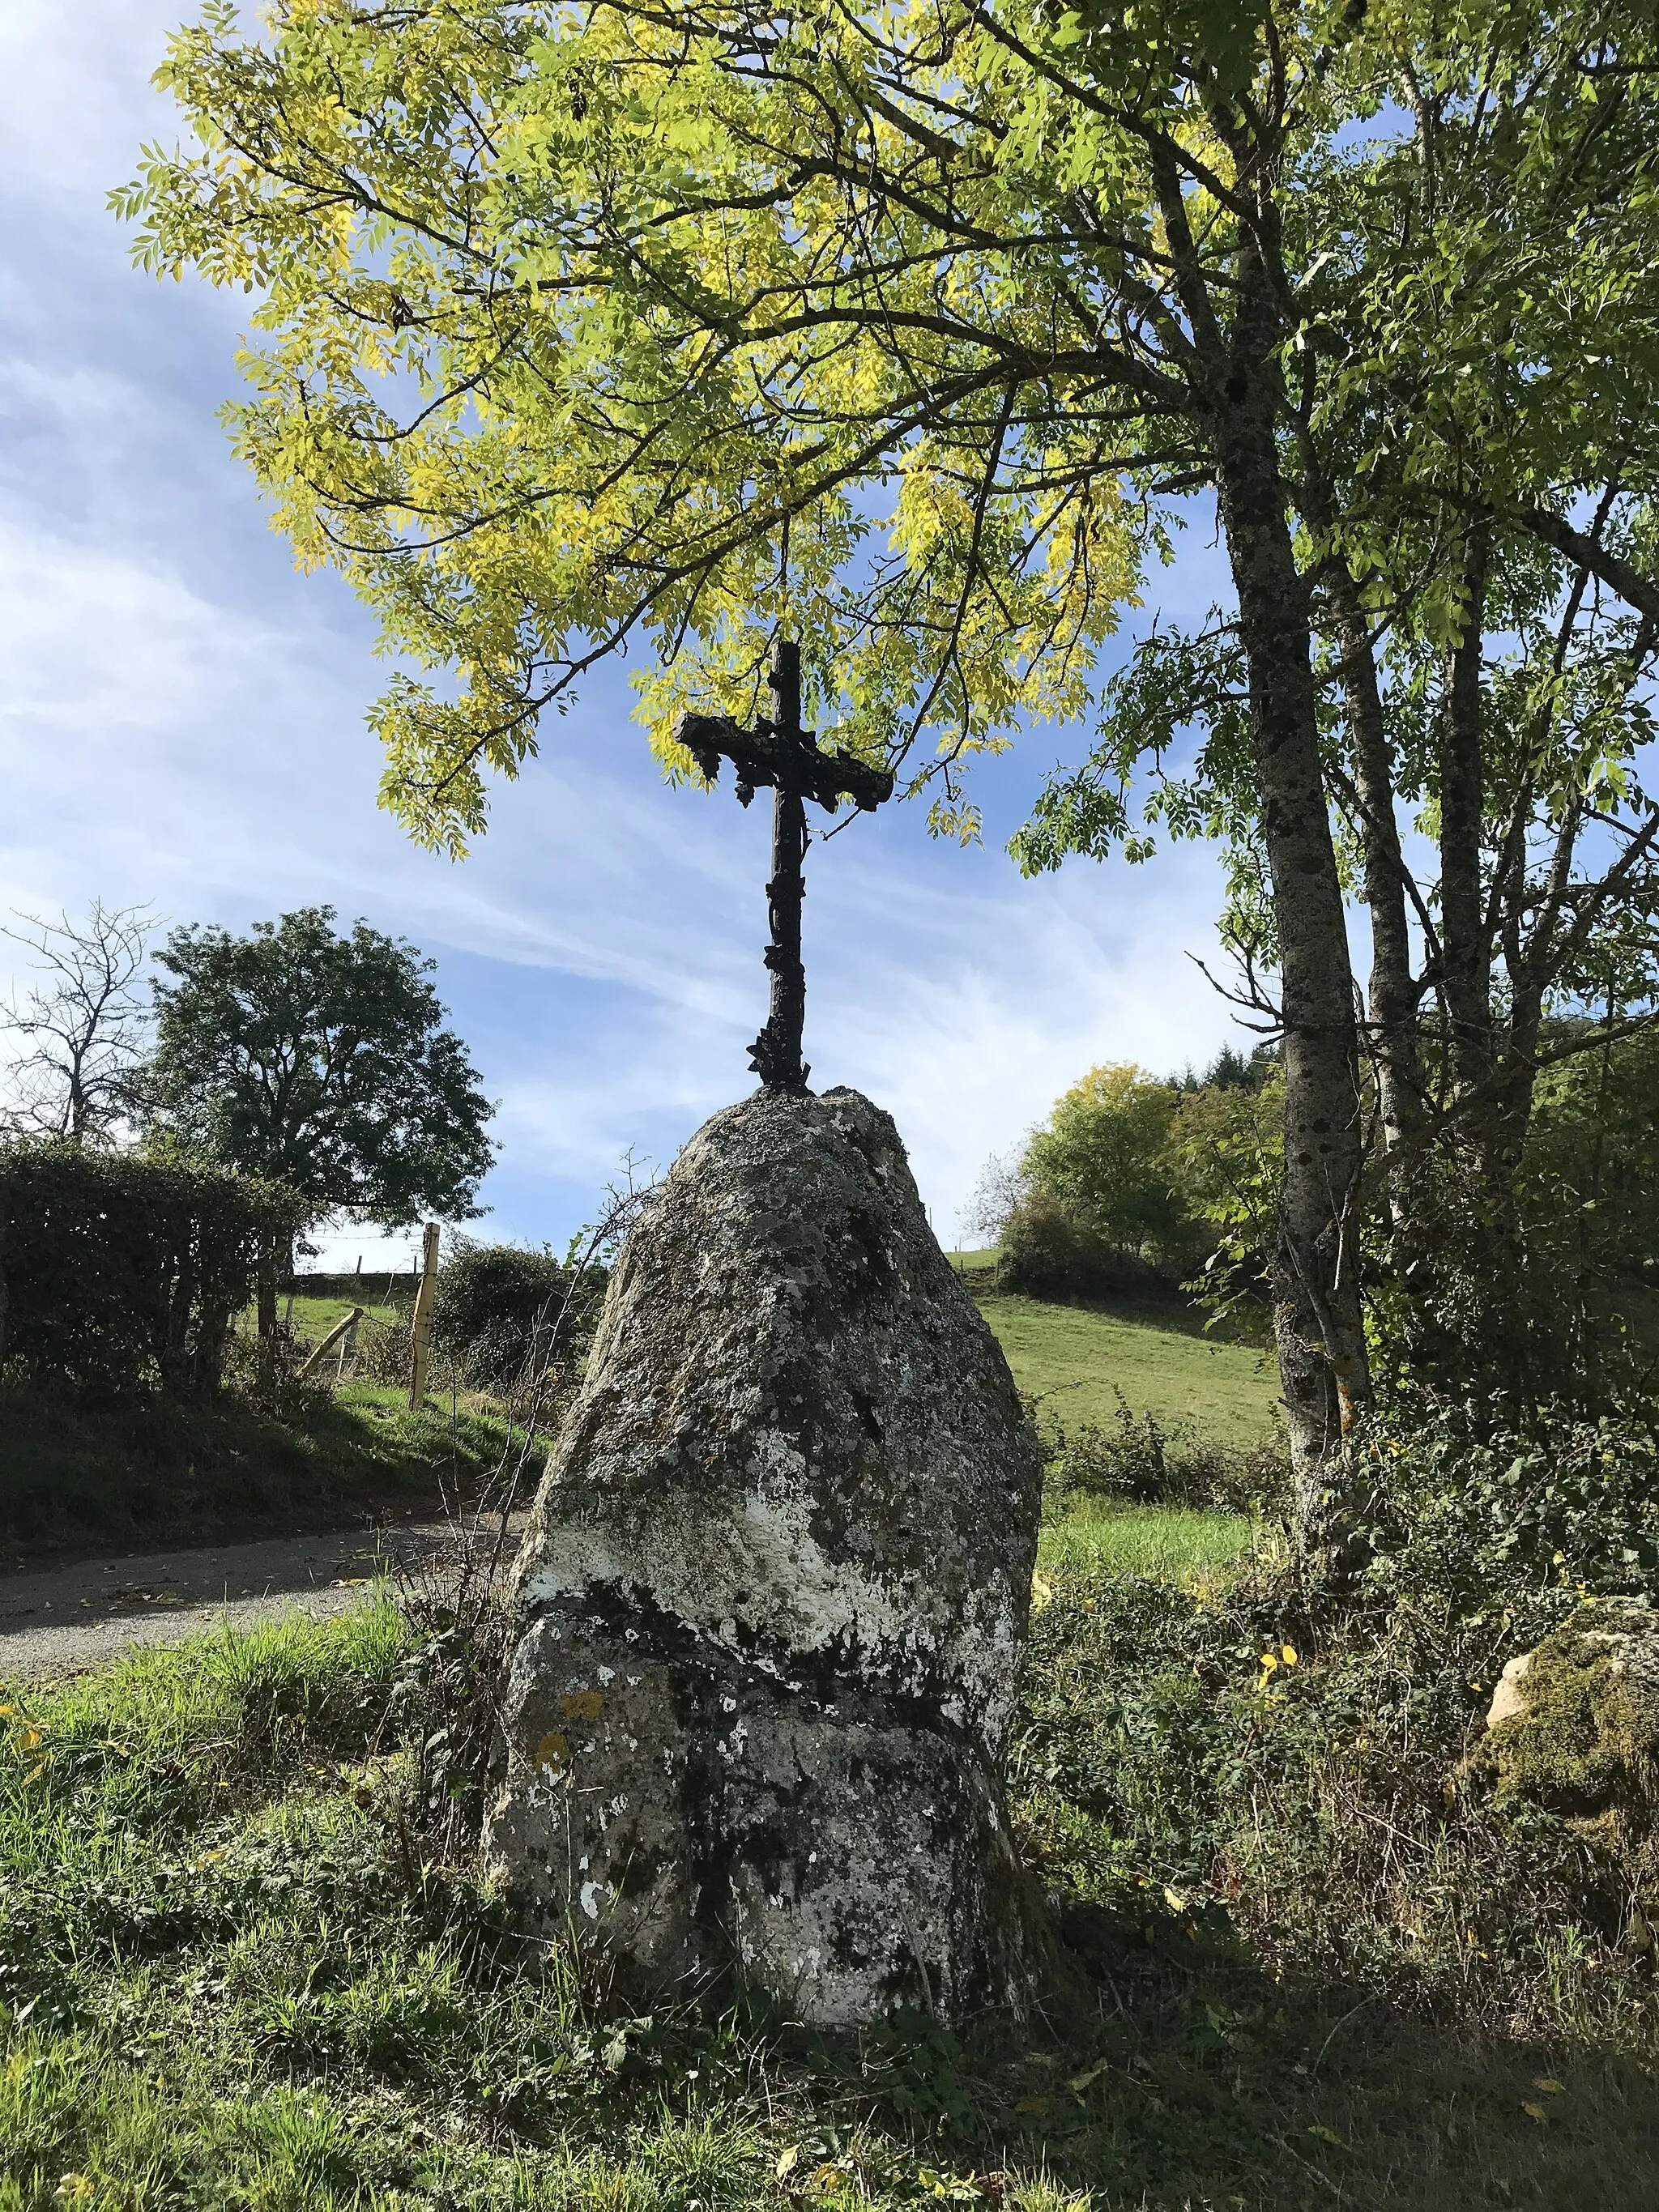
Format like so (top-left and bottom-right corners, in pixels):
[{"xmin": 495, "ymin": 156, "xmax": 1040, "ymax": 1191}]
[
  {"xmin": 534, "ymin": 1731, "xmax": 571, "ymax": 1775},
  {"xmin": 561, "ymin": 1690, "xmax": 604, "ymax": 1720}
]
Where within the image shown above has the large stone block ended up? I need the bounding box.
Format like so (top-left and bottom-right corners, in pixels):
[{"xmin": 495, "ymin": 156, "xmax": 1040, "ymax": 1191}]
[{"xmin": 484, "ymin": 1087, "xmax": 1054, "ymax": 2024}]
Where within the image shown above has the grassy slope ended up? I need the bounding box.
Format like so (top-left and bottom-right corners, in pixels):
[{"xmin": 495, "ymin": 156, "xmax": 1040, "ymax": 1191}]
[
  {"xmin": 282, "ymin": 1290, "xmax": 412, "ymax": 1340},
  {"xmin": 4, "ymin": 1607, "xmax": 1656, "ymax": 2210},
  {"xmin": 0, "ymin": 1381, "xmax": 522, "ymax": 1558},
  {"xmin": 969, "ymin": 1288, "xmax": 1279, "ymax": 1582},
  {"xmin": 2, "ymin": 1285, "xmax": 1269, "ymax": 1571},
  {"xmin": 0, "ymin": 1289, "xmax": 525, "ymax": 1558},
  {"xmin": 979, "ymin": 1293, "xmax": 1280, "ymax": 1443}
]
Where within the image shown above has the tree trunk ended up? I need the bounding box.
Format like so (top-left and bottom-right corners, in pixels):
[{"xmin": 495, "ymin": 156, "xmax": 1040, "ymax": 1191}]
[
  {"xmin": 1439, "ymin": 522, "xmax": 1492, "ymax": 1103},
  {"xmin": 1324, "ymin": 572, "xmax": 1425, "ymax": 1176},
  {"xmin": 257, "ymin": 1234, "xmax": 281, "ymax": 1339},
  {"xmin": 1213, "ymin": 405, "xmax": 1372, "ymax": 1555}
]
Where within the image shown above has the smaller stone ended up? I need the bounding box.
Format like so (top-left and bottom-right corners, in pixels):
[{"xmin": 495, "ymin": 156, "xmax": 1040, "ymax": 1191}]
[{"xmin": 1478, "ymin": 1600, "xmax": 1659, "ymax": 1891}]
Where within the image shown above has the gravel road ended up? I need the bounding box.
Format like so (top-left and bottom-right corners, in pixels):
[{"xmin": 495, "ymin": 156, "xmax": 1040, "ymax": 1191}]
[{"xmin": 0, "ymin": 1515, "xmax": 528, "ymax": 1678}]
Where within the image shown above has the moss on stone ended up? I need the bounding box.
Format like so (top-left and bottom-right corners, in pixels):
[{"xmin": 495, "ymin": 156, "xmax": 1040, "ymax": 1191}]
[{"xmin": 1475, "ymin": 1600, "xmax": 1659, "ymax": 1890}]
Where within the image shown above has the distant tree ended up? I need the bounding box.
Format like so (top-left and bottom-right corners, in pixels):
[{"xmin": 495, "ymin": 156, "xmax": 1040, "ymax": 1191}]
[
  {"xmin": 1020, "ymin": 1063, "xmax": 1192, "ymax": 1267},
  {"xmin": 1198, "ymin": 1043, "xmax": 1278, "ymax": 1095},
  {"xmin": 0, "ymin": 901, "xmax": 156, "ymax": 1144},
  {"xmin": 1164, "ymin": 1072, "xmax": 1286, "ymax": 1329},
  {"xmin": 143, "ymin": 908, "xmax": 496, "ymax": 1332}
]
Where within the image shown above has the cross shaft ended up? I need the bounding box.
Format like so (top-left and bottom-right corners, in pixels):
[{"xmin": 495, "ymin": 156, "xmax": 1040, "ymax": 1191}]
[{"xmin": 675, "ymin": 640, "xmax": 893, "ymax": 1093}]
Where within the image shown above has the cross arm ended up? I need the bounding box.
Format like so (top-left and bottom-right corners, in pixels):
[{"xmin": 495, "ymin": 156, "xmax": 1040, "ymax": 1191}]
[{"xmin": 674, "ymin": 712, "xmax": 895, "ymax": 814}]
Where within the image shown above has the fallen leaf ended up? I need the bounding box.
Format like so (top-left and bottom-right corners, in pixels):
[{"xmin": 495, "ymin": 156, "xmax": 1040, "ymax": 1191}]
[
  {"xmin": 1307, "ymin": 2125, "xmax": 1349, "ymax": 2149},
  {"xmin": 774, "ymin": 2144, "xmax": 800, "ymax": 2180},
  {"xmin": 1522, "ymin": 2101, "xmax": 1548, "ymax": 2122},
  {"xmin": 1067, "ymin": 2057, "xmax": 1111, "ymax": 2093},
  {"xmin": 1533, "ymin": 2077, "xmax": 1565, "ymax": 2095}
]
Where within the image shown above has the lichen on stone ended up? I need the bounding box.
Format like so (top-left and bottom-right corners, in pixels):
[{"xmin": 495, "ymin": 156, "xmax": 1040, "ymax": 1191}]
[{"xmin": 484, "ymin": 1087, "xmax": 1059, "ymax": 2026}]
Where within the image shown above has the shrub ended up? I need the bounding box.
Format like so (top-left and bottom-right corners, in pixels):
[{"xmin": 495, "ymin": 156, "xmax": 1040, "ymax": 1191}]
[
  {"xmin": 999, "ymin": 1193, "xmax": 1152, "ymax": 1298},
  {"xmin": 1355, "ymin": 1392, "xmax": 1659, "ymax": 1610},
  {"xmin": 1011, "ymin": 1561, "xmax": 1640, "ymax": 2039},
  {"xmin": 0, "ymin": 1144, "xmax": 304, "ymax": 1396},
  {"xmin": 1041, "ymin": 1392, "xmax": 1290, "ymax": 1516},
  {"xmin": 431, "ymin": 1241, "xmax": 606, "ymax": 1396}
]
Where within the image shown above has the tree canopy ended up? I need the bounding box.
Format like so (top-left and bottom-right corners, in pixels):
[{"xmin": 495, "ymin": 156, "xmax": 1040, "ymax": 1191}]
[
  {"xmin": 143, "ymin": 907, "xmax": 496, "ymax": 1238},
  {"xmin": 0, "ymin": 904, "xmax": 156, "ymax": 1145}
]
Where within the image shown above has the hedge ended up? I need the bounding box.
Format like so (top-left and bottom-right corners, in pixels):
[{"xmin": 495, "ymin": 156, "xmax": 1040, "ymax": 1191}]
[{"xmin": 0, "ymin": 1145, "xmax": 305, "ymax": 1396}]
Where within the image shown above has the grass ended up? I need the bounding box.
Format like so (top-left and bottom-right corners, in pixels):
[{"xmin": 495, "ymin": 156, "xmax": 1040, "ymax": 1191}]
[
  {"xmin": 4, "ymin": 1588, "xmax": 1659, "ymax": 2209},
  {"xmin": 1037, "ymin": 1498, "xmax": 1258, "ymax": 1580},
  {"xmin": 977, "ymin": 1293, "xmax": 1280, "ymax": 1447},
  {"xmin": 1, "ymin": 1264, "xmax": 1649, "ymax": 2198},
  {"xmin": 0, "ymin": 1284, "xmax": 557, "ymax": 1559},
  {"xmin": 280, "ymin": 1292, "xmax": 412, "ymax": 1348},
  {"xmin": 0, "ymin": 1375, "xmax": 529, "ymax": 1561}
]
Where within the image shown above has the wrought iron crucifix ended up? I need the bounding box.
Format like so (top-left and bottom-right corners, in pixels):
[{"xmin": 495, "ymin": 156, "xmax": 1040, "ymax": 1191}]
[{"xmin": 675, "ymin": 640, "xmax": 893, "ymax": 1093}]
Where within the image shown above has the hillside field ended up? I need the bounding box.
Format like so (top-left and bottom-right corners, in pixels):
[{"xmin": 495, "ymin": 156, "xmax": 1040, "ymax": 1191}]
[{"xmin": 978, "ymin": 1293, "xmax": 1280, "ymax": 1445}]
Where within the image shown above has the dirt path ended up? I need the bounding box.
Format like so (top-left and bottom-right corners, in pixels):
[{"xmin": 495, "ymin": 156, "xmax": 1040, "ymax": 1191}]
[{"xmin": 0, "ymin": 1515, "xmax": 528, "ymax": 1678}]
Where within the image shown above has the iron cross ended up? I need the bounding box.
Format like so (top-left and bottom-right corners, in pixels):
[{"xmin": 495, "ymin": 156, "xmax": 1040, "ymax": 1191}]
[{"xmin": 674, "ymin": 639, "xmax": 893, "ymax": 1093}]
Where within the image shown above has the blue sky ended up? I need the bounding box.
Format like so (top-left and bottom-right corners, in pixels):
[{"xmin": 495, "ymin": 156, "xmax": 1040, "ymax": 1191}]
[{"xmin": 0, "ymin": 0, "xmax": 1247, "ymax": 1265}]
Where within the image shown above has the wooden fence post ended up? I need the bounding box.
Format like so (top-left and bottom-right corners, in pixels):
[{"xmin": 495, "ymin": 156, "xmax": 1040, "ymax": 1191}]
[
  {"xmin": 296, "ymin": 1304, "xmax": 364, "ymax": 1382},
  {"xmin": 407, "ymin": 1221, "xmax": 441, "ymax": 1408}
]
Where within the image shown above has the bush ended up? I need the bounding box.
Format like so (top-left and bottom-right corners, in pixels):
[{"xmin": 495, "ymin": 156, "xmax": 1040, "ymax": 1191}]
[
  {"xmin": 1000, "ymin": 1193, "xmax": 1156, "ymax": 1298},
  {"xmin": 431, "ymin": 1241, "xmax": 606, "ymax": 1396},
  {"xmin": 1012, "ymin": 1560, "xmax": 1642, "ymax": 2040},
  {"xmin": 1040, "ymin": 1392, "xmax": 1290, "ymax": 1516},
  {"xmin": 282, "ymin": 1270, "xmax": 418, "ymax": 1305},
  {"xmin": 1355, "ymin": 1392, "xmax": 1659, "ymax": 1609},
  {"xmin": 0, "ymin": 1144, "xmax": 304, "ymax": 1397}
]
